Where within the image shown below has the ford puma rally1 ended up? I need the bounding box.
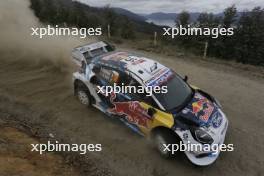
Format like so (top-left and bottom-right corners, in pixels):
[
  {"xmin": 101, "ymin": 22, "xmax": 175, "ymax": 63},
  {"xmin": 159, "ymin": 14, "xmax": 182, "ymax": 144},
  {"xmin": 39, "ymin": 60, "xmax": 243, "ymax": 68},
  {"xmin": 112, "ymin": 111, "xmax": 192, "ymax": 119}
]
[{"xmin": 71, "ymin": 41, "xmax": 229, "ymax": 166}]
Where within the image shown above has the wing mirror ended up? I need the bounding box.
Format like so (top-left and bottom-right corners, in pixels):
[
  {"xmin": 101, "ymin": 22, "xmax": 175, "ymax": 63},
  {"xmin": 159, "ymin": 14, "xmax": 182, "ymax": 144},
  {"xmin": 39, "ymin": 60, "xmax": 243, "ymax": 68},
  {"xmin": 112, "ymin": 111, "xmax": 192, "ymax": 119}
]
[
  {"xmin": 147, "ymin": 107, "xmax": 157, "ymax": 117},
  {"xmin": 110, "ymin": 45, "xmax": 116, "ymax": 51},
  {"xmin": 183, "ymin": 75, "xmax": 188, "ymax": 82},
  {"xmin": 92, "ymin": 65, "xmax": 101, "ymax": 74},
  {"xmin": 90, "ymin": 76, "xmax": 98, "ymax": 84}
]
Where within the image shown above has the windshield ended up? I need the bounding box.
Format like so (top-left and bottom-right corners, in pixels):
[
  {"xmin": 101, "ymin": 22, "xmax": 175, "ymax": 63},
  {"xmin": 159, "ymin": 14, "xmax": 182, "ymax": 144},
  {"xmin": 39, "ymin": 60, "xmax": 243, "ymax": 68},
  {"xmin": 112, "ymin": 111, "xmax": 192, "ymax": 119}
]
[{"xmin": 155, "ymin": 74, "xmax": 193, "ymax": 111}]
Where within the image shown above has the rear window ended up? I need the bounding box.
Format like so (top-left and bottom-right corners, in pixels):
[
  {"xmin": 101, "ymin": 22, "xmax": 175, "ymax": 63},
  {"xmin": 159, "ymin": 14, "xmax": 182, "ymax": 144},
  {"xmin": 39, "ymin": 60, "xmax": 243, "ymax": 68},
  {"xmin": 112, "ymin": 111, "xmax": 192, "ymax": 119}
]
[
  {"xmin": 105, "ymin": 44, "xmax": 115, "ymax": 52},
  {"xmin": 90, "ymin": 47, "xmax": 106, "ymax": 57},
  {"xmin": 83, "ymin": 51, "xmax": 92, "ymax": 60}
]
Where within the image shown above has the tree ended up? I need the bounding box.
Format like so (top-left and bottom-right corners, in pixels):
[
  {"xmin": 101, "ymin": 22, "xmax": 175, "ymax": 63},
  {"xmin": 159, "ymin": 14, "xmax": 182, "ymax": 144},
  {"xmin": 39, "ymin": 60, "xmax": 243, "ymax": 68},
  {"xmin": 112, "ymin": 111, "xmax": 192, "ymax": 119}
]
[
  {"xmin": 175, "ymin": 11, "xmax": 190, "ymax": 27},
  {"xmin": 197, "ymin": 12, "xmax": 217, "ymax": 28},
  {"xmin": 236, "ymin": 7, "xmax": 264, "ymax": 65},
  {"xmin": 213, "ymin": 5, "xmax": 238, "ymax": 59},
  {"xmin": 223, "ymin": 5, "xmax": 237, "ymax": 28},
  {"xmin": 196, "ymin": 13, "xmax": 221, "ymax": 56},
  {"xmin": 30, "ymin": 0, "xmax": 42, "ymax": 17},
  {"xmin": 120, "ymin": 17, "xmax": 135, "ymax": 39},
  {"xmin": 103, "ymin": 5, "xmax": 118, "ymax": 36},
  {"xmin": 173, "ymin": 11, "xmax": 191, "ymax": 46}
]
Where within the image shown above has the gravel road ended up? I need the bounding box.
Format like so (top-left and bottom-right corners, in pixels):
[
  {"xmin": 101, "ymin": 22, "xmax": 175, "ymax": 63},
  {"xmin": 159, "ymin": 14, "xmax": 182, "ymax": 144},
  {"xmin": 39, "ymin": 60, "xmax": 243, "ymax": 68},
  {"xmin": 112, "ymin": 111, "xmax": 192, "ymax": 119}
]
[{"xmin": 0, "ymin": 1, "xmax": 263, "ymax": 176}]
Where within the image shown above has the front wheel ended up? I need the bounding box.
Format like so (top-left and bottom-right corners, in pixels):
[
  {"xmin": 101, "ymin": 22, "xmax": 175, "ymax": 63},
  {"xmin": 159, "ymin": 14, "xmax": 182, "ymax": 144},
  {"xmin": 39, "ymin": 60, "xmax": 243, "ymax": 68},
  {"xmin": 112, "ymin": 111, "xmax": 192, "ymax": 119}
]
[
  {"xmin": 152, "ymin": 130, "xmax": 180, "ymax": 158},
  {"xmin": 153, "ymin": 132, "xmax": 172, "ymax": 158}
]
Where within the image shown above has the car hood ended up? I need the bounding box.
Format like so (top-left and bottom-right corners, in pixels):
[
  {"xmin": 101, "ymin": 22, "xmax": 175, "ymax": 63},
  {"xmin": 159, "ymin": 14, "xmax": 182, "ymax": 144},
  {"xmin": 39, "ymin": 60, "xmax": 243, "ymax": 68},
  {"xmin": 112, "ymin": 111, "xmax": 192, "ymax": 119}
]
[{"xmin": 174, "ymin": 92, "xmax": 222, "ymax": 127}]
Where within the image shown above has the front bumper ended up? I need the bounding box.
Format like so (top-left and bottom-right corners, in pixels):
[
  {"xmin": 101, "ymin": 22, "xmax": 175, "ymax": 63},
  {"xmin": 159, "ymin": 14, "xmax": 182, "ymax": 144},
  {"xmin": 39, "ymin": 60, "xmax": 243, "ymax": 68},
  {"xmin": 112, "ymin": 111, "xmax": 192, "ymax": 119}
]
[
  {"xmin": 183, "ymin": 128, "xmax": 227, "ymax": 166},
  {"xmin": 175, "ymin": 112, "xmax": 229, "ymax": 166}
]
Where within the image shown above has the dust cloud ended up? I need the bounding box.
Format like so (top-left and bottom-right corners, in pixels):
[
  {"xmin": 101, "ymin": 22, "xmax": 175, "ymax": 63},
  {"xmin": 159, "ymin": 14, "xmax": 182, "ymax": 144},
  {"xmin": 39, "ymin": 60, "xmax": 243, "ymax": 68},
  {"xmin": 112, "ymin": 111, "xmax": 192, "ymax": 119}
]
[{"xmin": 0, "ymin": 0, "xmax": 92, "ymax": 69}]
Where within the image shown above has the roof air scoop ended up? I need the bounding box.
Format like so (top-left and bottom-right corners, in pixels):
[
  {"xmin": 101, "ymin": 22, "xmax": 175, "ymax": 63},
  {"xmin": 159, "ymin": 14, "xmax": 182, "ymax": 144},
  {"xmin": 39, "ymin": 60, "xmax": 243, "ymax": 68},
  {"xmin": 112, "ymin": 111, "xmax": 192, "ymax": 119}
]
[
  {"xmin": 138, "ymin": 70, "xmax": 144, "ymax": 74},
  {"xmin": 150, "ymin": 62, "xmax": 158, "ymax": 72}
]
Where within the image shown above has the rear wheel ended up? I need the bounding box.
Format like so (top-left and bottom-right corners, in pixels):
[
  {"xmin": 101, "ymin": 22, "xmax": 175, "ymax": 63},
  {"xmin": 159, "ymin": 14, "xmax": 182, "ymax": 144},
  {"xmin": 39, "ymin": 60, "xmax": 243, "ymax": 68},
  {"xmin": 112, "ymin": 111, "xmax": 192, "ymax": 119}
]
[{"xmin": 76, "ymin": 84, "xmax": 92, "ymax": 107}]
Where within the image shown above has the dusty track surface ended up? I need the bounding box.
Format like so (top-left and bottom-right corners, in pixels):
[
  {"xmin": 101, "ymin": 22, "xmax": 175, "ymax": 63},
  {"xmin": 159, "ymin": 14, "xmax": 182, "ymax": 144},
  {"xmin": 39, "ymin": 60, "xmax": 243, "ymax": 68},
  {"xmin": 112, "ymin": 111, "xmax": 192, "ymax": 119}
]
[
  {"xmin": 0, "ymin": 0, "xmax": 264, "ymax": 176},
  {"xmin": 0, "ymin": 122, "xmax": 80, "ymax": 176}
]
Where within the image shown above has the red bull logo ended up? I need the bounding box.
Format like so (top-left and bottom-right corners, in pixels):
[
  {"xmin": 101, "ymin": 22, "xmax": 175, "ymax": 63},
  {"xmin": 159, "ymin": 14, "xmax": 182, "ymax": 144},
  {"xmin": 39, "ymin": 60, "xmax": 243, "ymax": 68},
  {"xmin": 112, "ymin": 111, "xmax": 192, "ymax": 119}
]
[
  {"xmin": 192, "ymin": 99, "xmax": 206, "ymax": 115},
  {"xmin": 192, "ymin": 96, "xmax": 214, "ymax": 122},
  {"xmin": 108, "ymin": 93, "xmax": 152, "ymax": 127}
]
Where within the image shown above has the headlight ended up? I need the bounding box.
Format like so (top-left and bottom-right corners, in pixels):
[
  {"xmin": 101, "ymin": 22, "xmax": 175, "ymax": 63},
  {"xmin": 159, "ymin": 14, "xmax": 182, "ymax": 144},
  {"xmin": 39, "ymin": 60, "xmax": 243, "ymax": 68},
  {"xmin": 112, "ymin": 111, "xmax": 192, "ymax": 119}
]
[{"xmin": 193, "ymin": 128, "xmax": 214, "ymax": 144}]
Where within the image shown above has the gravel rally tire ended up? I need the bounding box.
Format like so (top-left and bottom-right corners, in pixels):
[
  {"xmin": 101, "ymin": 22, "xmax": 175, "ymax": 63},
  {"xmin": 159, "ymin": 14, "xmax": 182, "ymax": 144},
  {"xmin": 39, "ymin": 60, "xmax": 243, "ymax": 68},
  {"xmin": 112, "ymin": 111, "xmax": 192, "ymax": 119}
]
[
  {"xmin": 76, "ymin": 86, "xmax": 92, "ymax": 107},
  {"xmin": 152, "ymin": 129, "xmax": 180, "ymax": 158}
]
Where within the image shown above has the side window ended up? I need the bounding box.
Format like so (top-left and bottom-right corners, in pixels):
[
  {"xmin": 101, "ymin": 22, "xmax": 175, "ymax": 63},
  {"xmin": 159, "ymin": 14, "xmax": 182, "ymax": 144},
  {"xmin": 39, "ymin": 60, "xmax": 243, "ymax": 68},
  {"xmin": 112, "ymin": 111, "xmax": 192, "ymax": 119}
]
[
  {"xmin": 90, "ymin": 48, "xmax": 106, "ymax": 57},
  {"xmin": 99, "ymin": 67, "xmax": 112, "ymax": 82},
  {"xmin": 96, "ymin": 66, "xmax": 120, "ymax": 86},
  {"xmin": 122, "ymin": 78, "xmax": 160, "ymax": 109},
  {"xmin": 121, "ymin": 77, "xmax": 147, "ymax": 101},
  {"xmin": 121, "ymin": 76, "xmax": 160, "ymax": 108}
]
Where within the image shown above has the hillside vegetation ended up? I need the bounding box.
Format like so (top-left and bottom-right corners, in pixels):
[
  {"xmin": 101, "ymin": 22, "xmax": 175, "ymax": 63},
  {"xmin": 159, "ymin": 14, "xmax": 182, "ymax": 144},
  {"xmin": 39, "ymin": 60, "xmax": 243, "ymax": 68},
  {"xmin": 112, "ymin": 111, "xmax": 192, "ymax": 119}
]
[
  {"xmin": 30, "ymin": 0, "xmax": 161, "ymax": 39},
  {"xmin": 30, "ymin": 0, "xmax": 264, "ymax": 66},
  {"xmin": 174, "ymin": 6, "xmax": 264, "ymax": 66}
]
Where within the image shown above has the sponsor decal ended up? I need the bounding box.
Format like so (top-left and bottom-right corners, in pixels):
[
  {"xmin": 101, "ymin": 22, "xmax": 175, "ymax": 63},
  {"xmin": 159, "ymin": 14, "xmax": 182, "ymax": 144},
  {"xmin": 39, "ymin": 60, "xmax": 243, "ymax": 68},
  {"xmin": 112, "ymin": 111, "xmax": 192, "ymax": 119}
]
[
  {"xmin": 183, "ymin": 133, "xmax": 189, "ymax": 140},
  {"xmin": 182, "ymin": 109, "xmax": 190, "ymax": 114},
  {"xmin": 191, "ymin": 94, "xmax": 214, "ymax": 122},
  {"xmin": 123, "ymin": 55, "xmax": 146, "ymax": 65},
  {"xmin": 101, "ymin": 52, "xmax": 128, "ymax": 61},
  {"xmin": 144, "ymin": 68, "xmax": 168, "ymax": 84},
  {"xmin": 211, "ymin": 112, "xmax": 223, "ymax": 128},
  {"xmin": 192, "ymin": 101, "xmax": 204, "ymax": 115},
  {"xmin": 101, "ymin": 53, "xmax": 149, "ymax": 70},
  {"xmin": 146, "ymin": 69, "xmax": 174, "ymax": 87},
  {"xmin": 107, "ymin": 93, "xmax": 152, "ymax": 127}
]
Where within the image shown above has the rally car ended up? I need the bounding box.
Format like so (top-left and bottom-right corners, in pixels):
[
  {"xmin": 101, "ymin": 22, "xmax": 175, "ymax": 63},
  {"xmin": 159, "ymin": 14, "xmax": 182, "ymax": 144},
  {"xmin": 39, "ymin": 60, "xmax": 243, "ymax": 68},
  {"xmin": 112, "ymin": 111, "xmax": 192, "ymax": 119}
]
[{"xmin": 71, "ymin": 41, "xmax": 229, "ymax": 166}]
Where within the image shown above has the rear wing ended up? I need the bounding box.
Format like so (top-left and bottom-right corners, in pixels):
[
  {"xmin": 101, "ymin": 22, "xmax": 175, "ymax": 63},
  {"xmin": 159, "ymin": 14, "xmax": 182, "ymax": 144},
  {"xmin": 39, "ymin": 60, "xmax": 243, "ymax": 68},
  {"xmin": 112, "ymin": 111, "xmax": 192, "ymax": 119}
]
[{"xmin": 72, "ymin": 41, "xmax": 115, "ymax": 66}]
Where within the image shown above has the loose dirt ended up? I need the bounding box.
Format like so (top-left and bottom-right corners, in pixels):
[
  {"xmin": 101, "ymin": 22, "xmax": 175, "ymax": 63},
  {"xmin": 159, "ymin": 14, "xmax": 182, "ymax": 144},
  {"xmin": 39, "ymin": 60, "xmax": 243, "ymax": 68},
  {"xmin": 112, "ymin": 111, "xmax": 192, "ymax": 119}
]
[
  {"xmin": 0, "ymin": 1, "xmax": 263, "ymax": 176},
  {"xmin": 0, "ymin": 122, "xmax": 79, "ymax": 176}
]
